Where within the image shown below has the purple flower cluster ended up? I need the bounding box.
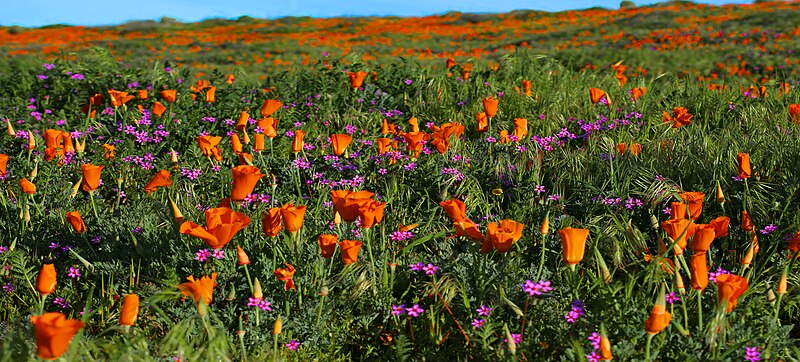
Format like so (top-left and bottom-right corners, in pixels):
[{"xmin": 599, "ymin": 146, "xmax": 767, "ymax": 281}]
[
  {"xmin": 745, "ymin": 346, "xmax": 760, "ymax": 362},
  {"xmin": 441, "ymin": 167, "xmax": 465, "ymax": 182},
  {"xmin": 180, "ymin": 168, "xmax": 202, "ymax": 180},
  {"xmin": 195, "ymin": 249, "xmax": 224, "ymax": 262},
  {"xmin": 121, "ymin": 154, "xmax": 156, "ymax": 170},
  {"xmin": 709, "ymin": 267, "xmax": 731, "ymax": 283},
  {"xmin": 391, "ymin": 304, "xmax": 425, "ymax": 318},
  {"xmin": 247, "ymin": 297, "xmax": 273, "ymax": 311},
  {"xmin": 389, "ymin": 230, "xmax": 415, "ymax": 242},
  {"xmin": 665, "ymin": 291, "xmax": 680, "ymax": 304},
  {"xmin": 409, "ymin": 262, "xmax": 439, "ymax": 275},
  {"xmin": 53, "ymin": 297, "xmax": 70, "ymax": 309},
  {"xmin": 759, "ymin": 224, "xmax": 777, "ymax": 235},
  {"xmin": 521, "ymin": 280, "xmax": 553, "ymax": 296},
  {"xmin": 565, "ymin": 300, "xmax": 586, "ymax": 323}
]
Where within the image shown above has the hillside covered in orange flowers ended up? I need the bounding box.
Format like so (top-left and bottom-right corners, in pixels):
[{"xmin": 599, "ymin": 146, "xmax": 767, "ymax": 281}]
[{"xmin": 2, "ymin": 1, "xmax": 800, "ymax": 83}]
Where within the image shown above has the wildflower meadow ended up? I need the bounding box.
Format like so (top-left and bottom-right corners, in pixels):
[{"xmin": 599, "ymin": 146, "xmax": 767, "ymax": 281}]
[{"xmin": 1, "ymin": 1, "xmax": 800, "ymax": 361}]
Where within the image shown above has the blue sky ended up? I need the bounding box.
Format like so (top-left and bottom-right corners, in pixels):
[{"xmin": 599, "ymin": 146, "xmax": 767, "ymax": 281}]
[{"xmin": 2, "ymin": 0, "xmax": 752, "ymax": 27}]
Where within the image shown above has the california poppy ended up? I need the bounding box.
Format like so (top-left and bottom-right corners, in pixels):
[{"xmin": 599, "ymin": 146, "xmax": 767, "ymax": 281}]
[
  {"xmin": 43, "ymin": 129, "xmax": 63, "ymax": 149},
  {"xmin": 347, "ymin": 71, "xmax": 367, "ymax": 89},
  {"xmin": 160, "ymin": 89, "xmax": 177, "ymax": 103},
  {"xmin": 662, "ymin": 107, "xmax": 693, "ymax": 128},
  {"xmin": 273, "ymin": 263, "xmax": 296, "ymax": 290},
  {"xmin": 30, "ymin": 312, "xmax": 86, "ymax": 360},
  {"xmin": 484, "ymin": 219, "xmax": 524, "ymax": 253},
  {"xmin": 262, "ymin": 207, "xmax": 282, "ymax": 237},
  {"xmin": 475, "ymin": 112, "xmax": 488, "ymax": 133},
  {"xmin": 318, "ymin": 234, "xmax": 338, "ymax": 258},
  {"xmin": 261, "ymin": 99, "xmax": 283, "ymax": 117},
  {"xmin": 102, "ymin": 144, "xmax": 115, "ymax": 159},
  {"xmin": 119, "ymin": 294, "xmax": 139, "ymax": 326},
  {"xmin": 679, "ymin": 192, "xmax": 704, "ymax": 220},
  {"xmin": 589, "ymin": 88, "xmax": 611, "ymax": 106},
  {"xmin": 179, "ymin": 207, "xmax": 252, "ymax": 249},
  {"xmin": 402, "ymin": 131, "xmax": 426, "ymax": 158},
  {"xmin": 559, "ymin": 227, "xmax": 590, "ymax": 265},
  {"xmin": 231, "ymin": 134, "xmax": 244, "ymax": 154},
  {"xmin": 236, "ymin": 111, "xmax": 250, "ymax": 131},
  {"xmin": 258, "ymin": 117, "xmax": 279, "ymax": 138},
  {"xmin": 330, "ymin": 190, "xmax": 374, "ymax": 222},
  {"xmin": 445, "ymin": 58, "xmax": 456, "ymax": 69},
  {"xmin": 291, "ymin": 130, "xmax": 306, "ymax": 153},
  {"xmin": 708, "ymin": 216, "xmax": 730, "ymax": 238},
  {"xmin": 80, "ymin": 164, "xmax": 103, "ymax": 192},
  {"xmin": 177, "ymin": 273, "xmax": 218, "ymax": 313},
  {"xmin": 440, "ymin": 198, "xmax": 468, "ymax": 222},
  {"xmin": 230, "ymin": 165, "xmax": 264, "ymax": 201},
  {"xmin": 407, "ymin": 117, "xmax": 420, "ymax": 133},
  {"xmin": 108, "ymin": 90, "xmax": 134, "ymax": 107},
  {"xmin": 36, "ymin": 264, "xmax": 57, "ymax": 295},
  {"xmin": 521, "ymin": 80, "xmax": 533, "ymax": 96},
  {"xmin": 690, "ymin": 224, "xmax": 715, "ymax": 253},
  {"xmin": 482, "ymin": 97, "xmax": 499, "ymax": 118},
  {"xmin": 254, "ymin": 134, "xmax": 265, "ymax": 152},
  {"xmin": 358, "ymin": 199, "xmax": 386, "ymax": 229},
  {"xmin": 143, "ymin": 170, "xmax": 172, "ymax": 193},
  {"xmin": 740, "ymin": 210, "xmax": 754, "ymax": 231},
  {"xmin": 498, "ymin": 130, "xmax": 510, "ymax": 144},
  {"xmin": 787, "ymin": 231, "xmax": 800, "ymax": 257},
  {"xmin": 376, "ymin": 138, "xmax": 393, "ymax": 155},
  {"xmin": 512, "ymin": 118, "xmax": 528, "ymax": 140},
  {"xmin": 280, "ymin": 204, "xmax": 306, "ymax": 233},
  {"xmin": 715, "ymin": 274, "xmax": 748, "ymax": 312},
  {"xmin": 629, "ymin": 143, "xmax": 642, "ymax": 157},
  {"xmin": 20, "ymin": 177, "xmax": 36, "ymax": 194},
  {"xmin": 381, "ymin": 119, "xmax": 397, "ymax": 135},
  {"xmin": 340, "ymin": 239, "xmax": 363, "ymax": 265},
  {"xmin": 0, "ymin": 154, "xmax": 8, "ymax": 176},
  {"xmin": 661, "ymin": 218, "xmax": 693, "ymax": 254},
  {"xmin": 644, "ymin": 294, "xmax": 672, "ymax": 334},
  {"xmin": 630, "ymin": 87, "xmax": 646, "ymax": 101},
  {"xmin": 137, "ymin": 90, "xmax": 148, "ymax": 100},
  {"xmin": 789, "ymin": 104, "xmax": 800, "ymax": 123},
  {"xmin": 737, "ymin": 153, "xmax": 751, "ymax": 179},
  {"xmin": 690, "ymin": 253, "xmax": 709, "ymax": 290},
  {"xmin": 205, "ymin": 87, "xmax": 216, "ymax": 103},
  {"xmin": 66, "ymin": 211, "xmax": 86, "ymax": 234},
  {"xmin": 453, "ymin": 220, "xmax": 484, "ymax": 241},
  {"xmin": 330, "ymin": 134, "xmax": 353, "ymax": 156},
  {"xmin": 196, "ymin": 135, "xmax": 223, "ymax": 161},
  {"xmin": 152, "ymin": 102, "xmax": 167, "ymax": 118},
  {"xmin": 226, "ymin": 74, "xmax": 235, "ymax": 84}
]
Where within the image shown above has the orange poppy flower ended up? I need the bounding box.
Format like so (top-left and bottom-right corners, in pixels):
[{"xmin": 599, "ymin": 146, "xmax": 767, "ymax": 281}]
[
  {"xmin": 20, "ymin": 177, "xmax": 36, "ymax": 194},
  {"xmin": 280, "ymin": 204, "xmax": 306, "ymax": 233},
  {"xmin": 339, "ymin": 239, "xmax": 363, "ymax": 265},
  {"xmin": 119, "ymin": 294, "xmax": 139, "ymax": 326},
  {"xmin": 407, "ymin": 117, "xmax": 420, "ymax": 132},
  {"xmin": 460, "ymin": 63, "xmax": 473, "ymax": 79},
  {"xmin": 453, "ymin": 220, "xmax": 484, "ymax": 241},
  {"xmin": 236, "ymin": 246, "xmax": 250, "ymax": 265},
  {"xmin": 690, "ymin": 224, "xmax": 715, "ymax": 253},
  {"xmin": 30, "ymin": 312, "xmax": 86, "ymax": 360},
  {"xmin": 708, "ymin": 216, "xmax": 730, "ymax": 238},
  {"xmin": 254, "ymin": 134, "xmax": 265, "ymax": 152},
  {"xmin": 482, "ymin": 97, "xmax": 499, "ymax": 118},
  {"xmin": 559, "ymin": 227, "xmax": 590, "ymax": 265},
  {"xmin": 36, "ymin": 264, "xmax": 57, "ymax": 295},
  {"xmin": 143, "ymin": 170, "xmax": 172, "ymax": 193},
  {"xmin": 80, "ymin": 164, "xmax": 103, "ymax": 192},
  {"xmin": 512, "ymin": 118, "xmax": 528, "ymax": 140},
  {"xmin": 440, "ymin": 198, "xmax": 468, "ymax": 222},
  {"xmin": 599, "ymin": 334, "xmax": 612, "ymax": 360},
  {"xmin": 160, "ymin": 89, "xmax": 177, "ymax": 103},
  {"xmin": 261, "ymin": 99, "xmax": 283, "ymax": 117},
  {"xmin": 196, "ymin": 135, "xmax": 223, "ymax": 161},
  {"xmin": 662, "ymin": 107, "xmax": 693, "ymax": 128},
  {"xmin": 381, "ymin": 119, "xmax": 397, "ymax": 135},
  {"xmin": 690, "ymin": 253, "xmax": 709, "ymax": 291},
  {"xmin": 262, "ymin": 207, "xmax": 282, "ymax": 237},
  {"xmin": 358, "ymin": 199, "xmax": 386, "ymax": 229},
  {"xmin": 630, "ymin": 87, "xmax": 646, "ymax": 101},
  {"xmin": 274, "ymin": 263, "xmax": 296, "ymax": 290},
  {"xmin": 589, "ymin": 88, "xmax": 611, "ymax": 106},
  {"xmin": 484, "ymin": 219, "xmax": 524, "ymax": 253},
  {"xmin": 445, "ymin": 58, "xmax": 456, "ymax": 69},
  {"xmin": 291, "ymin": 130, "xmax": 306, "ymax": 153},
  {"xmin": 715, "ymin": 274, "xmax": 748, "ymax": 312},
  {"xmin": 475, "ymin": 112, "xmax": 488, "ymax": 133},
  {"xmin": 679, "ymin": 192, "xmax": 704, "ymax": 220},
  {"xmin": 740, "ymin": 210, "xmax": 754, "ymax": 231},
  {"xmin": 669, "ymin": 202, "xmax": 687, "ymax": 220},
  {"xmin": 108, "ymin": 90, "xmax": 134, "ymax": 107},
  {"xmin": 230, "ymin": 165, "xmax": 264, "ymax": 201},
  {"xmin": 347, "ymin": 71, "xmax": 367, "ymax": 89},
  {"xmin": 736, "ymin": 153, "xmax": 751, "ymax": 179},
  {"xmin": 644, "ymin": 301, "xmax": 672, "ymax": 334},
  {"xmin": 43, "ymin": 129, "xmax": 63, "ymax": 149},
  {"xmin": 179, "ymin": 207, "xmax": 252, "ymax": 249},
  {"xmin": 205, "ymin": 86, "xmax": 216, "ymax": 103},
  {"xmin": 231, "ymin": 134, "xmax": 244, "ymax": 154},
  {"xmin": 258, "ymin": 117, "xmax": 279, "ymax": 138},
  {"xmin": 177, "ymin": 273, "xmax": 218, "ymax": 311},
  {"xmin": 629, "ymin": 143, "xmax": 642, "ymax": 157},
  {"xmin": 318, "ymin": 234, "xmax": 338, "ymax": 258},
  {"xmin": 236, "ymin": 111, "xmax": 250, "ymax": 131},
  {"xmin": 661, "ymin": 218, "xmax": 693, "ymax": 255},
  {"xmin": 0, "ymin": 154, "xmax": 8, "ymax": 176},
  {"xmin": 152, "ymin": 101, "xmax": 167, "ymax": 118},
  {"xmin": 66, "ymin": 211, "xmax": 86, "ymax": 234},
  {"xmin": 330, "ymin": 134, "xmax": 353, "ymax": 156},
  {"xmin": 403, "ymin": 131, "xmax": 427, "ymax": 157},
  {"xmin": 330, "ymin": 190, "xmax": 374, "ymax": 222},
  {"xmin": 787, "ymin": 231, "xmax": 800, "ymax": 257},
  {"xmin": 376, "ymin": 138, "xmax": 393, "ymax": 155},
  {"xmin": 137, "ymin": 90, "xmax": 148, "ymax": 100},
  {"xmin": 498, "ymin": 130, "xmax": 510, "ymax": 144},
  {"xmin": 521, "ymin": 80, "xmax": 533, "ymax": 96},
  {"xmin": 616, "ymin": 142, "xmax": 627, "ymax": 154},
  {"xmin": 789, "ymin": 104, "xmax": 800, "ymax": 123}
]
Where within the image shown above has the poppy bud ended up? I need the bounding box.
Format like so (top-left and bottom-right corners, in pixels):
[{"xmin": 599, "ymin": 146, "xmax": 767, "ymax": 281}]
[
  {"xmin": 6, "ymin": 121, "xmax": 15, "ymax": 136},
  {"xmin": 170, "ymin": 199, "xmax": 184, "ymax": 223},
  {"xmin": 715, "ymin": 181, "xmax": 725, "ymax": 204},
  {"xmin": 171, "ymin": 148, "xmax": 179, "ymax": 164},
  {"xmin": 273, "ymin": 315, "xmax": 282, "ymax": 335},
  {"xmin": 75, "ymin": 139, "xmax": 86, "ymax": 154},
  {"xmin": 777, "ymin": 268, "xmax": 788, "ymax": 295},
  {"xmin": 236, "ymin": 246, "xmax": 250, "ymax": 265},
  {"xmin": 253, "ymin": 278, "xmax": 263, "ymax": 300},
  {"xmin": 29, "ymin": 163, "xmax": 38, "ymax": 180},
  {"xmin": 36, "ymin": 264, "xmax": 57, "ymax": 296},
  {"xmin": 540, "ymin": 213, "xmax": 550, "ymax": 235},
  {"xmin": 675, "ymin": 271, "xmax": 685, "ymax": 294},
  {"xmin": 119, "ymin": 294, "xmax": 139, "ymax": 326},
  {"xmin": 226, "ymin": 285, "xmax": 236, "ymax": 301}
]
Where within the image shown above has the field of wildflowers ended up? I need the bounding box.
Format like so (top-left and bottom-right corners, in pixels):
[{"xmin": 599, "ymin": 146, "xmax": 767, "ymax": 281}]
[{"xmin": 2, "ymin": 1, "xmax": 800, "ymax": 361}]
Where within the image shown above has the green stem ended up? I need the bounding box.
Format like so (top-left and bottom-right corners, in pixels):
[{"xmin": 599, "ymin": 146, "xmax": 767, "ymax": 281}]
[
  {"xmin": 697, "ymin": 291, "xmax": 703, "ymax": 332},
  {"xmin": 535, "ymin": 233, "xmax": 547, "ymax": 281},
  {"xmin": 645, "ymin": 333, "xmax": 655, "ymax": 362},
  {"xmin": 89, "ymin": 191, "xmax": 99, "ymax": 219}
]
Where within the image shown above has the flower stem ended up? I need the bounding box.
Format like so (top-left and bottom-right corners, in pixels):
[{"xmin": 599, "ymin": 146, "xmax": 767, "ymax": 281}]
[{"xmin": 431, "ymin": 276, "xmax": 470, "ymax": 344}]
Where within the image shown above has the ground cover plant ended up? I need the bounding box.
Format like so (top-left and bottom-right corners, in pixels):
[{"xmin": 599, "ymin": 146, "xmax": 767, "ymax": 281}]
[{"xmin": 1, "ymin": 1, "xmax": 800, "ymax": 361}]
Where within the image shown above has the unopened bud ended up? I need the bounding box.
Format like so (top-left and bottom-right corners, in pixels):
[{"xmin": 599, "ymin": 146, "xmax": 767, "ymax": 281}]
[
  {"xmin": 253, "ymin": 278, "xmax": 263, "ymax": 300},
  {"xmin": 170, "ymin": 199, "xmax": 184, "ymax": 223},
  {"xmin": 6, "ymin": 120, "xmax": 15, "ymax": 136},
  {"xmin": 273, "ymin": 315, "xmax": 282, "ymax": 335},
  {"xmin": 540, "ymin": 213, "xmax": 550, "ymax": 235}
]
